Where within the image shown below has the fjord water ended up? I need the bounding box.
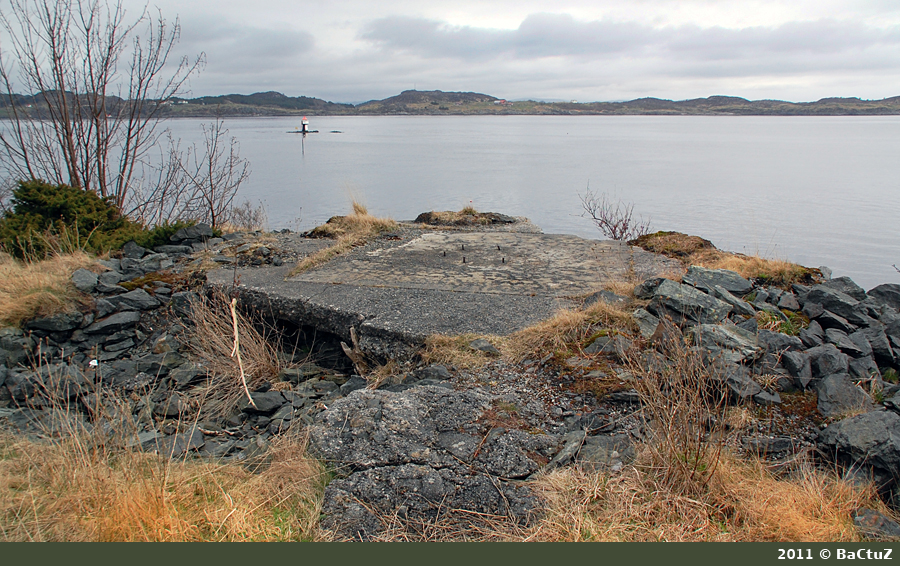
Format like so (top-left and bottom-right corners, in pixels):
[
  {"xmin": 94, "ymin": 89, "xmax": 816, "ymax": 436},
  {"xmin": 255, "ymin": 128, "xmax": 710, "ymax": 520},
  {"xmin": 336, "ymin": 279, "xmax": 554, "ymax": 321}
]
[{"xmin": 168, "ymin": 115, "xmax": 900, "ymax": 289}]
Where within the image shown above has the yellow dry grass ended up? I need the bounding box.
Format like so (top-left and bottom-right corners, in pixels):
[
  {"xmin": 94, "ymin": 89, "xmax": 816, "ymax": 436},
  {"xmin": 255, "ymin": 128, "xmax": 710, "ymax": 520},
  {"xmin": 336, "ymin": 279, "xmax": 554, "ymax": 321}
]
[
  {"xmin": 630, "ymin": 231, "xmax": 819, "ymax": 287},
  {"xmin": 290, "ymin": 201, "xmax": 397, "ymax": 275},
  {"xmin": 503, "ymin": 300, "xmax": 637, "ymax": 362},
  {"xmin": 0, "ymin": 427, "xmax": 326, "ymax": 541},
  {"xmin": 185, "ymin": 292, "xmax": 288, "ymax": 418},
  {"xmin": 690, "ymin": 250, "xmax": 817, "ymax": 287},
  {"xmin": 422, "ymin": 333, "xmax": 502, "ymax": 370},
  {"xmin": 0, "ymin": 251, "xmax": 97, "ymax": 327},
  {"xmin": 524, "ymin": 453, "xmax": 882, "ymax": 542}
]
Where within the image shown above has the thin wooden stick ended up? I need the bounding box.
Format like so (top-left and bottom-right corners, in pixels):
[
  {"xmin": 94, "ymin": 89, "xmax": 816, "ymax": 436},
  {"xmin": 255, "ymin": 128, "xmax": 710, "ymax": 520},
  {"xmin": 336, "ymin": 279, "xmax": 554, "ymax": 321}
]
[{"xmin": 230, "ymin": 297, "xmax": 257, "ymax": 409}]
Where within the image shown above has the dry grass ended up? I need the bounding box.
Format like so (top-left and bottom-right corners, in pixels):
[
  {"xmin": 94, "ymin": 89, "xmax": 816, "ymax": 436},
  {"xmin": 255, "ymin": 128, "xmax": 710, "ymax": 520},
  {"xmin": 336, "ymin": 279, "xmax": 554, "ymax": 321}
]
[
  {"xmin": 0, "ymin": 426, "xmax": 326, "ymax": 541},
  {"xmin": 421, "ymin": 333, "xmax": 502, "ymax": 370},
  {"xmin": 0, "ymin": 251, "xmax": 97, "ymax": 327},
  {"xmin": 691, "ymin": 250, "xmax": 819, "ymax": 287},
  {"xmin": 630, "ymin": 231, "xmax": 820, "ymax": 287},
  {"xmin": 185, "ymin": 292, "xmax": 288, "ymax": 418},
  {"xmin": 290, "ymin": 201, "xmax": 397, "ymax": 275},
  {"xmin": 524, "ymin": 453, "xmax": 881, "ymax": 541},
  {"xmin": 503, "ymin": 300, "xmax": 637, "ymax": 363}
]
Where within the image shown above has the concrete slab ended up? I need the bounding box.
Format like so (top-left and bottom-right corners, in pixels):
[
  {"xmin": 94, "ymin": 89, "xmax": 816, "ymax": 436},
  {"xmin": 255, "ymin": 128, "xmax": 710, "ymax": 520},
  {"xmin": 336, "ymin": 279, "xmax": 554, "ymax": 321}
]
[{"xmin": 206, "ymin": 226, "xmax": 681, "ymax": 358}]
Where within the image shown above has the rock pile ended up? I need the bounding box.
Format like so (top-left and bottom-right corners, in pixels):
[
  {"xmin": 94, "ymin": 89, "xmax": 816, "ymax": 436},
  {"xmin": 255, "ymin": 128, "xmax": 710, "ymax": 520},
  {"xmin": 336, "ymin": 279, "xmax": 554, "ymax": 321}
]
[{"xmin": 625, "ymin": 267, "xmax": 900, "ymax": 507}]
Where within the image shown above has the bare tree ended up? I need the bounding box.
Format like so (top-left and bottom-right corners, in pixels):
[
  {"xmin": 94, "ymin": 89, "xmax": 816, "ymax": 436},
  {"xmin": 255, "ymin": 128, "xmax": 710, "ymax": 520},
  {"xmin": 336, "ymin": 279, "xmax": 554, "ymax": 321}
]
[
  {"xmin": 580, "ymin": 185, "xmax": 652, "ymax": 241},
  {"xmin": 0, "ymin": 0, "xmax": 204, "ymax": 214},
  {"xmin": 127, "ymin": 115, "xmax": 251, "ymax": 229}
]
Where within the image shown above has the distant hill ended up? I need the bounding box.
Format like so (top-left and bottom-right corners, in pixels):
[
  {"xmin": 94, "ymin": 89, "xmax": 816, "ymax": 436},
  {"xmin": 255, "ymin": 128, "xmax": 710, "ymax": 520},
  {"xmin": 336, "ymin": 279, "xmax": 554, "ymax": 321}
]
[{"xmin": 3, "ymin": 90, "xmax": 900, "ymax": 118}]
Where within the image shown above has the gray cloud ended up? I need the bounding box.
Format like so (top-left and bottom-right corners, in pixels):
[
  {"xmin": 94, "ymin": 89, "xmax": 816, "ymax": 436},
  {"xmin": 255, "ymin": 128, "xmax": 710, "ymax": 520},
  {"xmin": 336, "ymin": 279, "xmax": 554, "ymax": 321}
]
[
  {"xmin": 178, "ymin": 17, "xmax": 314, "ymax": 76},
  {"xmin": 360, "ymin": 13, "xmax": 900, "ymax": 66}
]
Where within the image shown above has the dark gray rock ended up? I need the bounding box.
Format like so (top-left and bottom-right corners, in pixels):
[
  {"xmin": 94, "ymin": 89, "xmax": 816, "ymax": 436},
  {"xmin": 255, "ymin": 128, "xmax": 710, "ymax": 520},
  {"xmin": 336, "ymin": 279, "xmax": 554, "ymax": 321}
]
[
  {"xmin": 819, "ymin": 411, "xmax": 900, "ymax": 486},
  {"xmin": 690, "ymin": 324, "xmax": 760, "ymax": 364},
  {"xmin": 240, "ymin": 391, "xmax": 286, "ymax": 414},
  {"xmin": 339, "ymin": 375, "xmax": 368, "ymax": 396},
  {"xmin": 868, "ymin": 284, "xmax": 900, "ymax": 312},
  {"xmin": 682, "ymin": 266, "xmax": 753, "ymax": 296},
  {"xmin": 806, "ymin": 286, "xmax": 875, "ymax": 327},
  {"xmin": 94, "ymin": 298, "xmax": 116, "ymax": 318},
  {"xmin": 156, "ymin": 426, "xmax": 205, "ymax": 457},
  {"xmin": 648, "ymin": 279, "xmax": 732, "ymax": 324},
  {"xmin": 753, "ymin": 390, "xmax": 782, "ymax": 406},
  {"xmin": 857, "ymin": 327, "xmax": 895, "ymax": 367},
  {"xmin": 781, "ymin": 350, "xmax": 812, "ymax": 388},
  {"xmin": 710, "ymin": 285, "xmax": 757, "ymax": 317},
  {"xmin": 321, "ymin": 463, "xmax": 538, "ymax": 540},
  {"xmin": 776, "ymin": 293, "xmax": 801, "ymax": 311},
  {"xmin": 757, "ymin": 329, "xmax": 803, "ymax": 354},
  {"xmin": 469, "ymin": 338, "xmax": 501, "ymax": 355},
  {"xmin": 25, "ymin": 311, "xmax": 83, "ymax": 333},
  {"xmin": 169, "ymin": 364, "xmax": 207, "ymax": 389},
  {"xmin": 633, "ymin": 277, "xmax": 665, "ymax": 300},
  {"xmin": 820, "ymin": 277, "xmax": 868, "ymax": 301},
  {"xmin": 138, "ymin": 253, "xmax": 173, "ymax": 273},
  {"xmin": 545, "ymin": 430, "xmax": 585, "ymax": 470},
  {"xmin": 802, "ymin": 301, "xmax": 825, "ymax": 320},
  {"xmin": 279, "ymin": 363, "xmax": 328, "ymax": 384},
  {"xmin": 71, "ymin": 268, "xmax": 98, "ymax": 293},
  {"xmin": 83, "ymin": 311, "xmax": 141, "ymax": 335},
  {"xmin": 814, "ymin": 374, "xmax": 873, "ymax": 418},
  {"xmin": 807, "ymin": 344, "xmax": 850, "ymax": 378},
  {"xmin": 743, "ymin": 436, "xmax": 799, "ymax": 455},
  {"xmin": 735, "ymin": 316, "xmax": 759, "ymax": 332},
  {"xmin": 825, "ymin": 328, "xmax": 866, "ymax": 357},
  {"xmin": 154, "ymin": 244, "xmax": 193, "ymax": 254},
  {"xmin": 632, "ymin": 308, "xmax": 660, "ymax": 339},
  {"xmin": 169, "ymin": 292, "xmax": 199, "ymax": 316},
  {"xmin": 848, "ymin": 356, "xmax": 881, "ymax": 381},
  {"xmin": 107, "ymin": 288, "xmax": 161, "ymax": 311},
  {"xmin": 171, "ymin": 223, "xmax": 213, "ymax": 243},
  {"xmin": 98, "ymin": 271, "xmax": 123, "ymax": 286},
  {"xmin": 411, "ymin": 365, "xmax": 452, "ymax": 381},
  {"xmin": 718, "ymin": 363, "xmax": 762, "ymax": 401},
  {"xmin": 122, "ymin": 240, "xmax": 147, "ymax": 259},
  {"xmin": 95, "ymin": 282, "xmax": 127, "ymax": 295},
  {"xmin": 853, "ymin": 508, "xmax": 900, "ymax": 540},
  {"xmin": 799, "ymin": 320, "xmax": 825, "ymax": 348}
]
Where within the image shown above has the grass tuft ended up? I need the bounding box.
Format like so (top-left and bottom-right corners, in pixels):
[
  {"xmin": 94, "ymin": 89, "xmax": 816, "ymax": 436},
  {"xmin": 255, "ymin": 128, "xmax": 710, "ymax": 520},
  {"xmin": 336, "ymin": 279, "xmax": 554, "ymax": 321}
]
[
  {"xmin": 0, "ymin": 426, "xmax": 326, "ymax": 541},
  {"xmin": 0, "ymin": 251, "xmax": 97, "ymax": 327},
  {"xmin": 290, "ymin": 200, "xmax": 397, "ymax": 276}
]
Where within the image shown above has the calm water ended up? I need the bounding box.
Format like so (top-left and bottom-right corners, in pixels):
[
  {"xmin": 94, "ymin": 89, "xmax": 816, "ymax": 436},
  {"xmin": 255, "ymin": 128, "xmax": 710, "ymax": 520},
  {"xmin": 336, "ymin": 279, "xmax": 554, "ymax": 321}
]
[{"xmin": 165, "ymin": 116, "xmax": 900, "ymax": 289}]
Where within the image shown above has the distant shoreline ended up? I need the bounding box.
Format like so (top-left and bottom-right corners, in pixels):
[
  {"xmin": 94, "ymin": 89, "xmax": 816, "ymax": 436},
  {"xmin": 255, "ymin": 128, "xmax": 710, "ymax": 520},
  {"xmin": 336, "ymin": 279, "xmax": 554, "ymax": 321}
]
[{"xmin": 4, "ymin": 89, "xmax": 900, "ymax": 119}]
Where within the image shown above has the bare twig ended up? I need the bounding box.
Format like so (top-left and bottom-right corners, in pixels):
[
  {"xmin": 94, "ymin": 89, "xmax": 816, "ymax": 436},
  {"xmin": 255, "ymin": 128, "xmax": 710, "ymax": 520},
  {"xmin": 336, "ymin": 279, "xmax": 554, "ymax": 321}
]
[
  {"xmin": 229, "ymin": 297, "xmax": 256, "ymax": 409},
  {"xmin": 579, "ymin": 186, "xmax": 651, "ymax": 241}
]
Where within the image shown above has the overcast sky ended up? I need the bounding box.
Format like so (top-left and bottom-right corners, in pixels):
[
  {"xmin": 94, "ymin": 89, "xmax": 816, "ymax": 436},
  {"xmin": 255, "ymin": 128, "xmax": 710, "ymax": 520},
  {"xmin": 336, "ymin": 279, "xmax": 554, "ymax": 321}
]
[{"xmin": 38, "ymin": 1, "xmax": 900, "ymax": 102}]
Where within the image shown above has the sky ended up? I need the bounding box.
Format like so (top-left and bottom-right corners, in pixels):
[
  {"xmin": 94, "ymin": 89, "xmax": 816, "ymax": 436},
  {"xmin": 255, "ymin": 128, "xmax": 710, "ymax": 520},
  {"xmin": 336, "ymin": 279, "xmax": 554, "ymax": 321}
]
[{"xmin": 16, "ymin": 0, "xmax": 900, "ymax": 103}]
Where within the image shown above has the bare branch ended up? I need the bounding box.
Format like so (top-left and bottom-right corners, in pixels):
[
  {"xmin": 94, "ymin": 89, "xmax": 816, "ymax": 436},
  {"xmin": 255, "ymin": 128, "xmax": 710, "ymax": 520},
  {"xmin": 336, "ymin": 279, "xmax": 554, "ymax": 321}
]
[{"xmin": 579, "ymin": 186, "xmax": 652, "ymax": 241}]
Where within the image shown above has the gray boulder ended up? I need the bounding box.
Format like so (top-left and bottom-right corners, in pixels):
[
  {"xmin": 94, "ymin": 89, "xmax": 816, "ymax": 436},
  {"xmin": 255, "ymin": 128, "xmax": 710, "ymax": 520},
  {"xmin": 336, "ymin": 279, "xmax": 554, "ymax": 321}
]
[
  {"xmin": 25, "ymin": 311, "xmax": 83, "ymax": 333},
  {"xmin": 868, "ymin": 284, "xmax": 900, "ymax": 311},
  {"xmin": 122, "ymin": 241, "xmax": 147, "ymax": 259},
  {"xmin": 310, "ymin": 386, "xmax": 553, "ymax": 540},
  {"xmin": 83, "ymin": 311, "xmax": 141, "ymax": 335},
  {"xmin": 819, "ymin": 410, "xmax": 900, "ymax": 486},
  {"xmin": 690, "ymin": 324, "xmax": 760, "ymax": 364},
  {"xmin": 171, "ymin": 223, "xmax": 213, "ymax": 243},
  {"xmin": 820, "ymin": 276, "xmax": 868, "ymax": 301},
  {"xmin": 806, "ymin": 344, "xmax": 850, "ymax": 378},
  {"xmin": 71, "ymin": 268, "xmax": 98, "ymax": 293},
  {"xmin": 107, "ymin": 289, "xmax": 161, "ymax": 311},
  {"xmin": 806, "ymin": 285, "xmax": 875, "ymax": 327},
  {"xmin": 814, "ymin": 374, "xmax": 874, "ymax": 418},
  {"xmin": 469, "ymin": 338, "xmax": 500, "ymax": 355},
  {"xmin": 682, "ymin": 266, "xmax": 752, "ymax": 296},
  {"xmin": 648, "ymin": 279, "xmax": 732, "ymax": 324},
  {"xmin": 632, "ymin": 308, "xmax": 660, "ymax": 339},
  {"xmin": 781, "ymin": 350, "xmax": 812, "ymax": 388},
  {"xmin": 757, "ymin": 329, "xmax": 803, "ymax": 354},
  {"xmin": 799, "ymin": 320, "xmax": 825, "ymax": 348},
  {"xmin": 710, "ymin": 285, "xmax": 756, "ymax": 317}
]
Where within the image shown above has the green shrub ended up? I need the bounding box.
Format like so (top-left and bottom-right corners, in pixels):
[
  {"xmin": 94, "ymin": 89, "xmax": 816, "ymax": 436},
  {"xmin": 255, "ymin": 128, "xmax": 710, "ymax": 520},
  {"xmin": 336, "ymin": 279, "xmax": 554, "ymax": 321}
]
[
  {"xmin": 0, "ymin": 180, "xmax": 144, "ymax": 258},
  {"xmin": 133, "ymin": 220, "xmax": 197, "ymax": 250}
]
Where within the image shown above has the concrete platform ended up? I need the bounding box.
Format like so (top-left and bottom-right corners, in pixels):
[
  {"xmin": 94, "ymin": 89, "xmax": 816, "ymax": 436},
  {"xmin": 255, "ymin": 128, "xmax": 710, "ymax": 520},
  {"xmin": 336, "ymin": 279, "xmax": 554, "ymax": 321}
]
[{"xmin": 206, "ymin": 226, "xmax": 681, "ymax": 358}]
